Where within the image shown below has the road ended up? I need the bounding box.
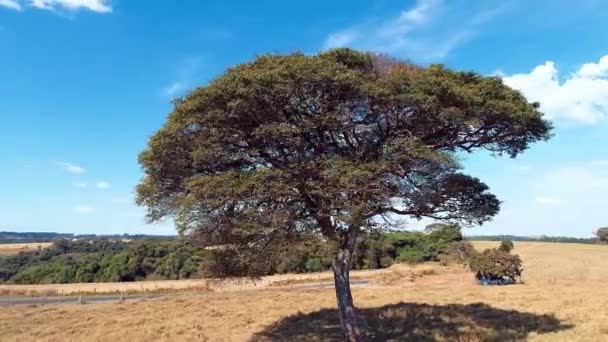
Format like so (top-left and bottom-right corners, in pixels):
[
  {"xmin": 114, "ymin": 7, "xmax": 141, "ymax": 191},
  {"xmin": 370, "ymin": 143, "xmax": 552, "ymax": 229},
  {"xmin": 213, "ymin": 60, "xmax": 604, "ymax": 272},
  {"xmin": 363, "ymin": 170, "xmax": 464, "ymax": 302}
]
[
  {"xmin": 293, "ymin": 279, "xmax": 370, "ymax": 289},
  {"xmin": 0, "ymin": 280, "xmax": 371, "ymax": 306},
  {"xmin": 0, "ymin": 294, "xmax": 163, "ymax": 306}
]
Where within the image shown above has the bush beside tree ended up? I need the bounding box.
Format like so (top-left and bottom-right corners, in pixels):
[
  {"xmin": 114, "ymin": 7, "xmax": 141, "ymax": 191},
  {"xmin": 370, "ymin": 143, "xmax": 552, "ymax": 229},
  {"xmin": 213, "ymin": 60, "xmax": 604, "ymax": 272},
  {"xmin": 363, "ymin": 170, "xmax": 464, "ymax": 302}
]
[
  {"xmin": 596, "ymin": 228, "xmax": 608, "ymax": 243},
  {"xmin": 469, "ymin": 248, "xmax": 523, "ymax": 285}
]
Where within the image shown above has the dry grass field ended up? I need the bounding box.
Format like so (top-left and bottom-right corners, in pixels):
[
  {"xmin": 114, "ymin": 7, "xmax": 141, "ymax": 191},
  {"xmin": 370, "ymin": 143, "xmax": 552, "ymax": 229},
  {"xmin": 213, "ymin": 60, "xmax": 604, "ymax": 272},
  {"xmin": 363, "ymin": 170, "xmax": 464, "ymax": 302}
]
[
  {"xmin": 2, "ymin": 241, "xmax": 608, "ymax": 341},
  {"xmin": 0, "ymin": 242, "xmax": 52, "ymax": 255},
  {"xmin": 0, "ymin": 267, "xmax": 391, "ymax": 297}
]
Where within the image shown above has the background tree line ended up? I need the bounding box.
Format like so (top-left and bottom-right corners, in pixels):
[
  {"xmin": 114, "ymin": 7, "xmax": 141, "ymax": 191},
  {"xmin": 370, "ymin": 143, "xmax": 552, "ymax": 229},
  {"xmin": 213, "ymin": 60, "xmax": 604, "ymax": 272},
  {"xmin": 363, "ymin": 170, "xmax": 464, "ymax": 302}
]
[
  {"xmin": 0, "ymin": 224, "xmax": 467, "ymax": 284},
  {"xmin": 0, "ymin": 231, "xmax": 175, "ymax": 244},
  {"xmin": 466, "ymin": 235, "xmax": 601, "ymax": 244}
]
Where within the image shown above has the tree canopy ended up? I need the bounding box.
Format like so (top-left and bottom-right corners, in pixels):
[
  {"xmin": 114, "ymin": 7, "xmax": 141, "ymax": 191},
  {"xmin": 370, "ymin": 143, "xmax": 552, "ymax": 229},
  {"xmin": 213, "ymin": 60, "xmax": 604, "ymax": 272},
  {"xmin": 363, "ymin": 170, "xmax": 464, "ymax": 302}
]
[
  {"xmin": 138, "ymin": 49, "xmax": 550, "ymax": 244},
  {"xmin": 136, "ymin": 49, "xmax": 551, "ymax": 341}
]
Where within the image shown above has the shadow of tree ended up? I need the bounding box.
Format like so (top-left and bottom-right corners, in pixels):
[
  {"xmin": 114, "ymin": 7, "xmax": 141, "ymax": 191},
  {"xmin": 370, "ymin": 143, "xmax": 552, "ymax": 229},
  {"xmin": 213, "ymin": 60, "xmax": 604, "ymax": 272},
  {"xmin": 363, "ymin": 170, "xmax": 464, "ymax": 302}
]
[{"xmin": 251, "ymin": 302, "xmax": 572, "ymax": 341}]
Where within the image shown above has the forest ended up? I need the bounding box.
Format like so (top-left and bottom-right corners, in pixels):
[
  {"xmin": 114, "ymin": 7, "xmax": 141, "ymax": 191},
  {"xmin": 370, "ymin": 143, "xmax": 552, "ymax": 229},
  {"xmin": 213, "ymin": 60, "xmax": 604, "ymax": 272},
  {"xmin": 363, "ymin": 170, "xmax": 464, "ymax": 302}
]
[{"xmin": 0, "ymin": 224, "xmax": 468, "ymax": 284}]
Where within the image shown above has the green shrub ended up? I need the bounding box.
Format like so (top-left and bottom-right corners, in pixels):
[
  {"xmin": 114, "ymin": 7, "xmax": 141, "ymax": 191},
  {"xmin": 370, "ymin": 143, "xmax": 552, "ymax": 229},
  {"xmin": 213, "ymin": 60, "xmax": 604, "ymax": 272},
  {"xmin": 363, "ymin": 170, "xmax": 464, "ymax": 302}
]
[
  {"xmin": 426, "ymin": 223, "xmax": 463, "ymax": 244},
  {"xmin": 498, "ymin": 240, "xmax": 514, "ymax": 253},
  {"xmin": 380, "ymin": 256, "xmax": 394, "ymax": 268},
  {"xmin": 469, "ymin": 248, "xmax": 523, "ymax": 282},
  {"xmin": 396, "ymin": 248, "xmax": 428, "ymax": 264},
  {"xmin": 305, "ymin": 258, "xmax": 325, "ymax": 273}
]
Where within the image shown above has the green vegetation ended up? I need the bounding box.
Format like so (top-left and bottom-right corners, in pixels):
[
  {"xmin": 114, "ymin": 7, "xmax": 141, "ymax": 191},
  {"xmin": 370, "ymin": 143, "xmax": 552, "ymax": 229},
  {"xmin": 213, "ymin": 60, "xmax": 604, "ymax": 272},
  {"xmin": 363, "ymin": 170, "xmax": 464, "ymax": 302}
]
[
  {"xmin": 470, "ymin": 248, "xmax": 523, "ymax": 284},
  {"xmin": 0, "ymin": 239, "xmax": 201, "ymax": 284},
  {"xmin": 498, "ymin": 239, "xmax": 514, "ymax": 253},
  {"xmin": 0, "ymin": 224, "xmax": 467, "ymax": 284}
]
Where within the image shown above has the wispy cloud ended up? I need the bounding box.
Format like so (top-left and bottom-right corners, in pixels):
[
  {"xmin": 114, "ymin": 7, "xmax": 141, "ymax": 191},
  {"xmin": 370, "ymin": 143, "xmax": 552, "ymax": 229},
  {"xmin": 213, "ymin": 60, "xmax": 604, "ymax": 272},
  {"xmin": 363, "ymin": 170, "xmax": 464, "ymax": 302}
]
[
  {"xmin": 96, "ymin": 181, "xmax": 110, "ymax": 189},
  {"xmin": 57, "ymin": 161, "xmax": 85, "ymax": 174},
  {"xmin": 72, "ymin": 182, "xmax": 88, "ymax": 188},
  {"xmin": 1, "ymin": 0, "xmax": 111, "ymax": 13},
  {"xmin": 163, "ymin": 56, "xmax": 202, "ymax": 98},
  {"xmin": 164, "ymin": 82, "xmax": 184, "ymax": 97},
  {"xmin": 74, "ymin": 205, "xmax": 94, "ymax": 214},
  {"xmin": 322, "ymin": 0, "xmax": 506, "ymax": 60},
  {"xmin": 502, "ymin": 55, "xmax": 608, "ymax": 124},
  {"xmin": 323, "ymin": 30, "xmax": 358, "ymax": 50},
  {"xmin": 30, "ymin": 0, "xmax": 111, "ymax": 13},
  {"xmin": 0, "ymin": 0, "xmax": 22, "ymax": 11}
]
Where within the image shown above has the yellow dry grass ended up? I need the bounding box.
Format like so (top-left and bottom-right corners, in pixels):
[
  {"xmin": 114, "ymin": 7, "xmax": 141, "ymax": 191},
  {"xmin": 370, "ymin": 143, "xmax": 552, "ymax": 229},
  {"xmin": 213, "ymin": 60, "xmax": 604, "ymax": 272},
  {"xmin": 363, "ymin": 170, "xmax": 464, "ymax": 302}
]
[
  {"xmin": 0, "ymin": 242, "xmax": 52, "ymax": 255},
  {"xmin": 1, "ymin": 241, "xmax": 608, "ymax": 341}
]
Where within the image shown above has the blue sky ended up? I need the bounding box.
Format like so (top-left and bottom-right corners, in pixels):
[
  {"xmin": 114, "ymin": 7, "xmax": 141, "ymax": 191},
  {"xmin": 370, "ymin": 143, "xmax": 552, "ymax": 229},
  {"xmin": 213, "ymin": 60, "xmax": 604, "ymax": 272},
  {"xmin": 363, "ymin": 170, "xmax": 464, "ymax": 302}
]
[{"xmin": 1, "ymin": 0, "xmax": 607, "ymax": 237}]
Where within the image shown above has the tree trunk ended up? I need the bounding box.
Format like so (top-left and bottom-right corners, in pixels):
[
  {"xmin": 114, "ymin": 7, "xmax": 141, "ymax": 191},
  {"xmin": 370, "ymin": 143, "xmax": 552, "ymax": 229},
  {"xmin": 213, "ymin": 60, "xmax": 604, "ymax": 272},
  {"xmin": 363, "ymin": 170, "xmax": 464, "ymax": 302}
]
[{"xmin": 332, "ymin": 229, "xmax": 362, "ymax": 342}]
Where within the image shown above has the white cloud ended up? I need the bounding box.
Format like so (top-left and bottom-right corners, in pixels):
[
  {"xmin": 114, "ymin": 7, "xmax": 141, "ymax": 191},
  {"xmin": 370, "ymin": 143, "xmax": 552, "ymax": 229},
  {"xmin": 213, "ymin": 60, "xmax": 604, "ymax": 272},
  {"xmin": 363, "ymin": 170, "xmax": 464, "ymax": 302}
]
[
  {"xmin": 72, "ymin": 182, "xmax": 88, "ymax": 188},
  {"xmin": 394, "ymin": 0, "xmax": 437, "ymax": 25},
  {"xmin": 502, "ymin": 55, "xmax": 608, "ymax": 124},
  {"xmin": 535, "ymin": 196, "xmax": 561, "ymax": 206},
  {"xmin": 58, "ymin": 162, "xmax": 85, "ymax": 174},
  {"xmin": 30, "ymin": 0, "xmax": 111, "ymax": 13},
  {"xmin": 0, "ymin": 0, "xmax": 22, "ymax": 11},
  {"xmin": 1, "ymin": 0, "xmax": 110, "ymax": 13},
  {"xmin": 74, "ymin": 205, "xmax": 94, "ymax": 214},
  {"xmin": 322, "ymin": 0, "xmax": 504, "ymax": 59},
  {"xmin": 96, "ymin": 181, "xmax": 110, "ymax": 189},
  {"xmin": 578, "ymin": 56, "xmax": 608, "ymax": 78}
]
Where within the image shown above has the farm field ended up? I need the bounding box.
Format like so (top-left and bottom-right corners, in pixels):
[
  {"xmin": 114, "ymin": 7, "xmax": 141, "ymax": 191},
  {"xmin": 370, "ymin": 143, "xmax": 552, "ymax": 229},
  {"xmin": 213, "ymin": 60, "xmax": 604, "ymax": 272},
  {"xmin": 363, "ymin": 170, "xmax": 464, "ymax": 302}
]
[
  {"xmin": 0, "ymin": 243, "xmax": 52, "ymax": 255},
  {"xmin": 2, "ymin": 241, "xmax": 608, "ymax": 341}
]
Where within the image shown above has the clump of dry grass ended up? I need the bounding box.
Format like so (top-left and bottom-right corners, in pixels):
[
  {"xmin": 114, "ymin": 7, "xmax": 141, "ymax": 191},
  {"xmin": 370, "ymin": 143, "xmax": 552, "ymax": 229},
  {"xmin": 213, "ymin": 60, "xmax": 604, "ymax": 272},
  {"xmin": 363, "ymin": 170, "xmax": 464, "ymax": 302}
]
[{"xmin": 375, "ymin": 264, "xmax": 439, "ymax": 285}]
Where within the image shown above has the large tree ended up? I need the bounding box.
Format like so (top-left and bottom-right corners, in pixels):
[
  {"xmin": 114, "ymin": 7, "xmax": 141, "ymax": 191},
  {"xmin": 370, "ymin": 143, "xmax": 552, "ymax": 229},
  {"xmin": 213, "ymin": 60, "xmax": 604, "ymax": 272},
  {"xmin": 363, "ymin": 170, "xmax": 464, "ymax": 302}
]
[{"xmin": 137, "ymin": 49, "xmax": 551, "ymax": 341}]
